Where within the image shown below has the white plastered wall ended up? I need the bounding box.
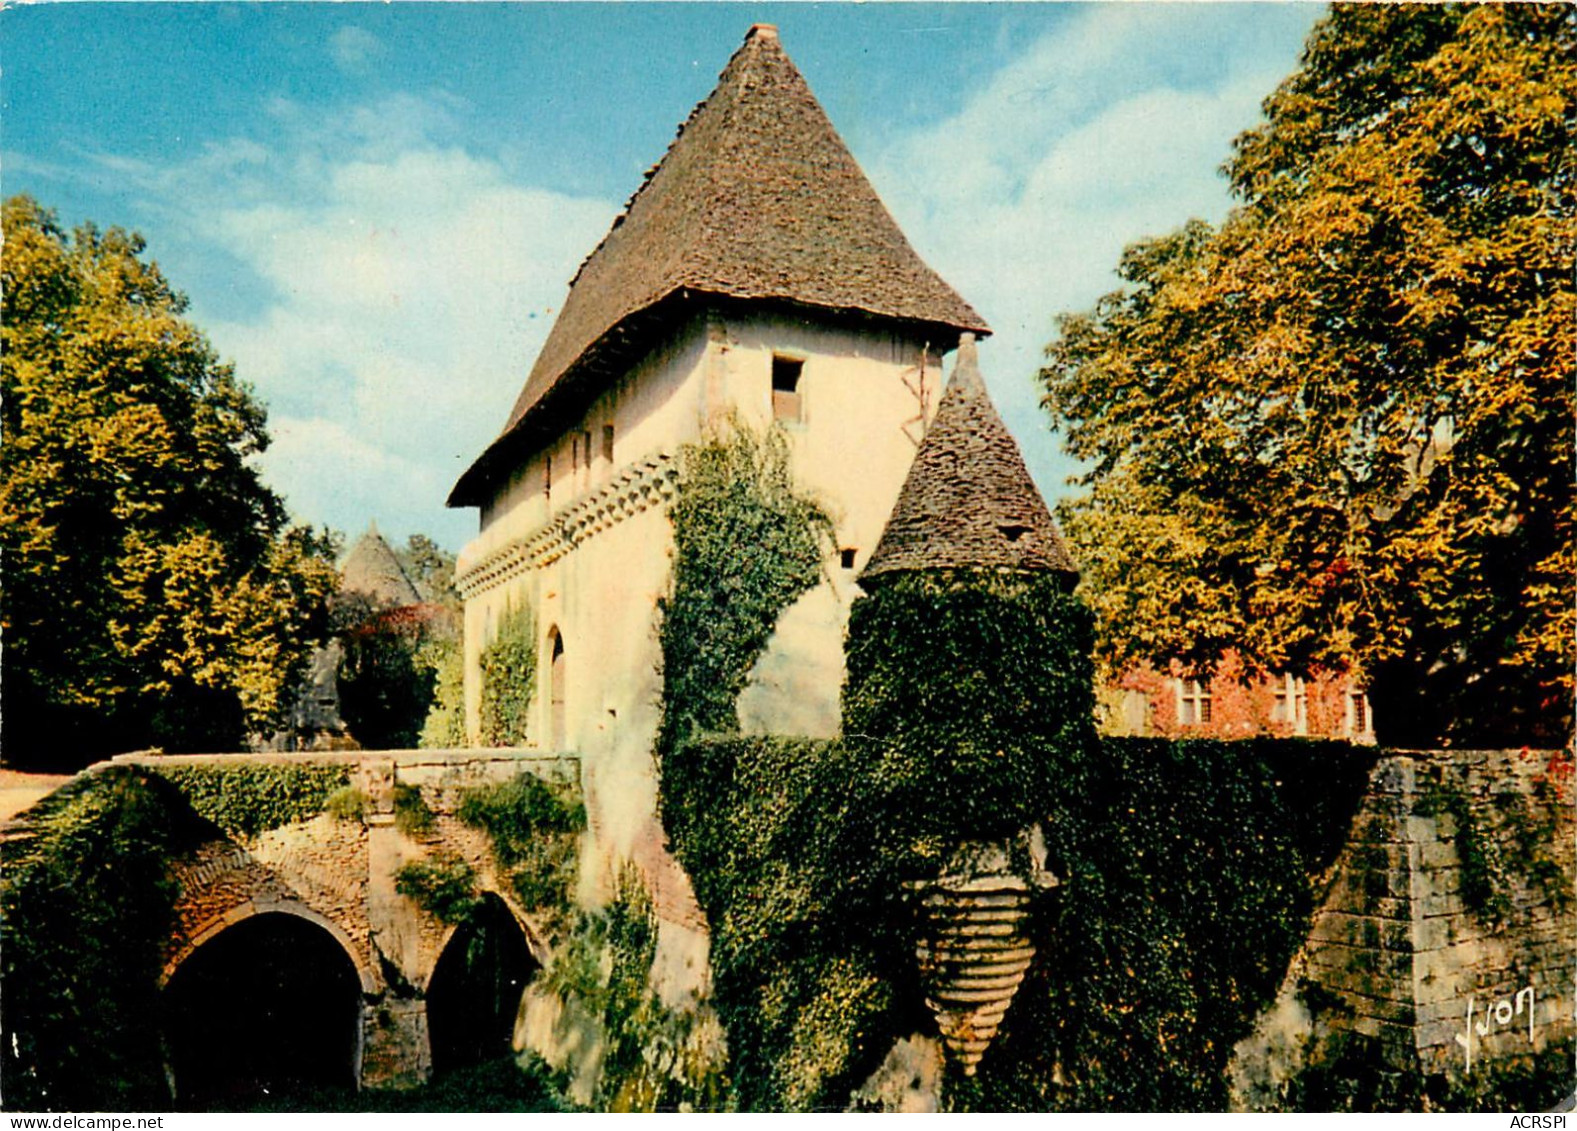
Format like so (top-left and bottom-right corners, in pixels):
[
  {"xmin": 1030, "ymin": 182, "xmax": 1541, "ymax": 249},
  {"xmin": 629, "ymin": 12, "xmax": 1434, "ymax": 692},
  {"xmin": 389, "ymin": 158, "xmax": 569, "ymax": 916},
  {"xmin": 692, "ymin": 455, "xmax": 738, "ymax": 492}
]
[{"xmin": 455, "ymin": 307, "xmax": 945, "ymax": 915}]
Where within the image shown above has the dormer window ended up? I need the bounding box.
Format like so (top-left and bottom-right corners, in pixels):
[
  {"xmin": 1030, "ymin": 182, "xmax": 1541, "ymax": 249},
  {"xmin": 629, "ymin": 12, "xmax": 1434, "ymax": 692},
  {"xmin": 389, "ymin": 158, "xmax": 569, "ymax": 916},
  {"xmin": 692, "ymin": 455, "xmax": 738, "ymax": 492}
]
[{"xmin": 772, "ymin": 355, "xmax": 804, "ymax": 423}]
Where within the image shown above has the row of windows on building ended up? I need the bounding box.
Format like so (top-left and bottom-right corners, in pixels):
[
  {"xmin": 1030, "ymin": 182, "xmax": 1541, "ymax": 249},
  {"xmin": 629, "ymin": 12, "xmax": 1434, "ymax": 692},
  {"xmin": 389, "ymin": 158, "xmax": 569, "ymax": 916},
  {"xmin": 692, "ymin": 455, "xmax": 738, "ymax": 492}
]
[
  {"xmin": 544, "ymin": 424, "xmax": 618, "ymax": 505},
  {"xmin": 1174, "ymin": 675, "xmax": 1372, "ymax": 739}
]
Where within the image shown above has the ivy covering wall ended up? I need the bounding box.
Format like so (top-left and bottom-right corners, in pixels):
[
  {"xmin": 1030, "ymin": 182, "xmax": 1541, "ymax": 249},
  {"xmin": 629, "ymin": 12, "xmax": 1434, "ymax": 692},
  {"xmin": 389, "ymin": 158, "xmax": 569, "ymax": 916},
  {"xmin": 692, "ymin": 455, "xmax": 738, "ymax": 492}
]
[
  {"xmin": 656, "ymin": 422, "xmax": 833, "ymax": 759},
  {"xmin": 479, "ymin": 604, "xmax": 537, "ymax": 747},
  {"xmin": 0, "ymin": 768, "xmax": 211, "ymax": 1110},
  {"xmin": 542, "ymin": 871, "xmax": 726, "ymax": 1112},
  {"xmin": 458, "ymin": 771, "xmax": 584, "ymax": 932},
  {"xmin": 649, "ymin": 443, "xmax": 1384, "ymax": 1110},
  {"xmin": 152, "ymin": 761, "xmax": 349, "ymax": 839},
  {"xmin": 665, "ymin": 730, "xmax": 1374, "ymax": 1111}
]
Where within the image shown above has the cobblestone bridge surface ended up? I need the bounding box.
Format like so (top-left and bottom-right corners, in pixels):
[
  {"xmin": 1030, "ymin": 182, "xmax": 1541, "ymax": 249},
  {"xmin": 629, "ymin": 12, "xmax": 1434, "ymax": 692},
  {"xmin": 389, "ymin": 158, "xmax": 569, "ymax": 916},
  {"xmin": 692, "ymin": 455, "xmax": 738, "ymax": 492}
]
[{"xmin": 108, "ymin": 748, "xmax": 578, "ymax": 1092}]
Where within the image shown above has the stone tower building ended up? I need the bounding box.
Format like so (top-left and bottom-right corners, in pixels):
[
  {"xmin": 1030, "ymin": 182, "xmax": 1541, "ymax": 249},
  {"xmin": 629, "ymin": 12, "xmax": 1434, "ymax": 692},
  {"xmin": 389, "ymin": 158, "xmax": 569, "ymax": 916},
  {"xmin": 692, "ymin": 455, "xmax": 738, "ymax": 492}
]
[{"xmin": 449, "ymin": 26, "xmax": 987, "ymax": 904}]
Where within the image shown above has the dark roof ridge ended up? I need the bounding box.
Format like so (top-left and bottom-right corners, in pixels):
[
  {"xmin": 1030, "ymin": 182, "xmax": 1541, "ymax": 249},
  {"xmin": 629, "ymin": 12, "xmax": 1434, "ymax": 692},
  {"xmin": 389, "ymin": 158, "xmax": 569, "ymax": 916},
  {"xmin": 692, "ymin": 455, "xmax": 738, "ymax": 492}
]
[{"xmin": 861, "ymin": 335, "xmax": 1078, "ymax": 583}]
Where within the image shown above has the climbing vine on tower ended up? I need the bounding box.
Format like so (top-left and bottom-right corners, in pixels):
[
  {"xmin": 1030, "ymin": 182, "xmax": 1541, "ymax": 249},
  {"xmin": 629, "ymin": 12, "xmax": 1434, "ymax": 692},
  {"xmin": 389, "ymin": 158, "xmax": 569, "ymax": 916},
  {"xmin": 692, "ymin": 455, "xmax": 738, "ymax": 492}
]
[{"xmin": 656, "ymin": 420, "xmax": 833, "ymax": 760}]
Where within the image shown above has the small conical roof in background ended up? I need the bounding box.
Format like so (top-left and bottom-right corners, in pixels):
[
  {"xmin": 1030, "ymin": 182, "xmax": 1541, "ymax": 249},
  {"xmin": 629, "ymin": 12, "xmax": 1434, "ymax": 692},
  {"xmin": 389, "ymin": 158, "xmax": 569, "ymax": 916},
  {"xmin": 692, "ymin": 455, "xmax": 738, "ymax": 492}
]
[
  {"xmin": 862, "ymin": 336, "xmax": 1078, "ymax": 583},
  {"xmin": 340, "ymin": 523, "xmax": 421, "ymax": 606}
]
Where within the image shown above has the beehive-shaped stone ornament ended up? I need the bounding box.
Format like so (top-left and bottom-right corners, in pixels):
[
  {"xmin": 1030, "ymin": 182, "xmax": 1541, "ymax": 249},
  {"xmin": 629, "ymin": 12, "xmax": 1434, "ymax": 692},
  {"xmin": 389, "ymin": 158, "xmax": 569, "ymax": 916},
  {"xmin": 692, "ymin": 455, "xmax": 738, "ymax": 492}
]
[{"xmin": 913, "ymin": 834, "xmax": 1056, "ymax": 1075}]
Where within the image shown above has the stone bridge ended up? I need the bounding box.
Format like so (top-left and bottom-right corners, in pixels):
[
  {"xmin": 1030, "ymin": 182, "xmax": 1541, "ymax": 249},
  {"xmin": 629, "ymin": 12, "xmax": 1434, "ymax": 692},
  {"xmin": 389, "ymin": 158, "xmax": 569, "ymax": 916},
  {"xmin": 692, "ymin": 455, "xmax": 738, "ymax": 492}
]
[{"xmin": 106, "ymin": 749, "xmax": 578, "ymax": 1104}]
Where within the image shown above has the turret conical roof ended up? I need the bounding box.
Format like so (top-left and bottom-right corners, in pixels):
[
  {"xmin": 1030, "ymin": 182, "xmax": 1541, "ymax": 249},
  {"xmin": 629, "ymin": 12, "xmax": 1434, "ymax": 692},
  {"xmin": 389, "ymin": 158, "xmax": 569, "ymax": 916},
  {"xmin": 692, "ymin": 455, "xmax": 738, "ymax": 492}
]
[
  {"xmin": 862, "ymin": 337, "xmax": 1077, "ymax": 583},
  {"xmin": 340, "ymin": 524, "xmax": 421, "ymax": 607},
  {"xmin": 450, "ymin": 24, "xmax": 988, "ymax": 507}
]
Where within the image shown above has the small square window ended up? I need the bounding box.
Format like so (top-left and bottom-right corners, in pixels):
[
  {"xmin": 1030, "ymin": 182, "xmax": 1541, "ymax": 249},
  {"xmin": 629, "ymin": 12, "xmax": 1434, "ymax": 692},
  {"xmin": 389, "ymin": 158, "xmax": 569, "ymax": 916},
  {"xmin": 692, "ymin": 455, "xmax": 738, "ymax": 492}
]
[
  {"xmin": 772, "ymin": 356, "xmax": 804, "ymax": 423},
  {"xmin": 840, "ymin": 548, "xmax": 857, "ymax": 570}
]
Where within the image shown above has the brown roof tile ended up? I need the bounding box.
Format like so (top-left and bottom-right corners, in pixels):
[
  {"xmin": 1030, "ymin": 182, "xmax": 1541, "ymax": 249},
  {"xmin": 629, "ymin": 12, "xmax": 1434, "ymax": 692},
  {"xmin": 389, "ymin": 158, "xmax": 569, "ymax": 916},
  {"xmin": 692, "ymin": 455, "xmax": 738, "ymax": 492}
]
[
  {"xmin": 450, "ymin": 25, "xmax": 988, "ymax": 507},
  {"xmin": 862, "ymin": 335, "xmax": 1078, "ymax": 582}
]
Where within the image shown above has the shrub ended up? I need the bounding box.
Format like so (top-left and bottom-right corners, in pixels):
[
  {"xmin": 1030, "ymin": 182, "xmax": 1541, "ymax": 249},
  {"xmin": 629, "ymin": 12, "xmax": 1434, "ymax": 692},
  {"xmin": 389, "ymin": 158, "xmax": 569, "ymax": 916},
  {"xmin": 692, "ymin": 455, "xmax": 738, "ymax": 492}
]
[
  {"xmin": 395, "ymin": 853, "xmax": 480, "ymax": 925},
  {"xmin": 393, "ymin": 781, "xmax": 436, "ymax": 839},
  {"xmin": 458, "ymin": 772, "xmax": 585, "ymax": 927},
  {"xmin": 419, "ymin": 633, "xmax": 467, "ymax": 748},
  {"xmin": 323, "ymin": 786, "xmax": 369, "ymax": 823}
]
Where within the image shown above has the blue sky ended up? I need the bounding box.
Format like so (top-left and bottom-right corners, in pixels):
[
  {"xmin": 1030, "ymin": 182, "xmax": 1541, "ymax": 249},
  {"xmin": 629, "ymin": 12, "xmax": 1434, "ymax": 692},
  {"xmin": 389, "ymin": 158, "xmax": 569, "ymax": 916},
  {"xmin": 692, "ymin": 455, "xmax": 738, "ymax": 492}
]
[{"xmin": 3, "ymin": 2, "xmax": 1323, "ymax": 551}]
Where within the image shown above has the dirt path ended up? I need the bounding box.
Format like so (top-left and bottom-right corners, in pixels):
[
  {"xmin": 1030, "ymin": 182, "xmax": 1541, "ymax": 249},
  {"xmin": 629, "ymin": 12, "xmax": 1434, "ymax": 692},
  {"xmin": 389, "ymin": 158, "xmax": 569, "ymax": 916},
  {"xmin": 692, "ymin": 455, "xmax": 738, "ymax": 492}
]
[{"xmin": 0, "ymin": 769, "xmax": 73, "ymax": 822}]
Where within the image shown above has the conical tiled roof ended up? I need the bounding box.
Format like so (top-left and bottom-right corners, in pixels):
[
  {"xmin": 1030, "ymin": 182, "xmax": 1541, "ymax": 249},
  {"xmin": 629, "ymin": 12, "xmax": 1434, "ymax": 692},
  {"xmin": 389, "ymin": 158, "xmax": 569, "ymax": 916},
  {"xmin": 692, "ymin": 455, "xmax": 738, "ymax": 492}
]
[
  {"xmin": 862, "ymin": 336, "xmax": 1077, "ymax": 582},
  {"xmin": 340, "ymin": 524, "xmax": 421, "ymax": 607},
  {"xmin": 450, "ymin": 25, "xmax": 988, "ymax": 507}
]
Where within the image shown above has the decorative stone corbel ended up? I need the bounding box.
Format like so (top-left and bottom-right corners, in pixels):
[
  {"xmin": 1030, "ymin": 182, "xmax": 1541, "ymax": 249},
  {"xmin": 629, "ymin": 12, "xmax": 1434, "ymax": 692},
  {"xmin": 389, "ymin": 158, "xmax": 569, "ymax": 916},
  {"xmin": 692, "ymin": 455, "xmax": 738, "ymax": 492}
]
[{"xmin": 911, "ymin": 824, "xmax": 1058, "ymax": 1076}]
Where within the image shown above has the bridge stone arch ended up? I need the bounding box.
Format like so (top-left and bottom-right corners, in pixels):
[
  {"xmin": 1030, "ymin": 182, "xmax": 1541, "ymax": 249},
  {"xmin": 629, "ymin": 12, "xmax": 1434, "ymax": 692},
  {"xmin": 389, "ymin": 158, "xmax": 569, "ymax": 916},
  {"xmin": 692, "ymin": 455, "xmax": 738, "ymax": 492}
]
[
  {"xmin": 162, "ymin": 906, "xmax": 369, "ymax": 1108},
  {"xmin": 161, "ymin": 898, "xmax": 377, "ymax": 994},
  {"xmin": 423, "ymin": 884, "xmax": 551, "ymax": 987},
  {"xmin": 425, "ymin": 891, "xmax": 541, "ymax": 1075},
  {"xmin": 108, "ymin": 748, "xmax": 582, "ymax": 1096}
]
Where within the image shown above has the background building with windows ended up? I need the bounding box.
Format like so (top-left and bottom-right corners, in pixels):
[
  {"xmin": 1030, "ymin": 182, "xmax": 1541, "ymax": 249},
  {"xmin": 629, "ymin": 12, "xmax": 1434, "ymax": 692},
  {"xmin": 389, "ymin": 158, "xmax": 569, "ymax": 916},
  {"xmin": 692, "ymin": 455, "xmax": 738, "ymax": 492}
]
[{"xmin": 1103, "ymin": 651, "xmax": 1375, "ymax": 742}]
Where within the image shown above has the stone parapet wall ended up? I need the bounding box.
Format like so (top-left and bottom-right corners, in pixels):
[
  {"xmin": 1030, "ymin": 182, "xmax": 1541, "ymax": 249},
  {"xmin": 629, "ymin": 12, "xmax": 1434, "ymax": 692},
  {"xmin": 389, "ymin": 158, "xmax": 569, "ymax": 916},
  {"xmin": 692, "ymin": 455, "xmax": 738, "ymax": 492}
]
[{"xmin": 1231, "ymin": 747, "xmax": 1575, "ymax": 1108}]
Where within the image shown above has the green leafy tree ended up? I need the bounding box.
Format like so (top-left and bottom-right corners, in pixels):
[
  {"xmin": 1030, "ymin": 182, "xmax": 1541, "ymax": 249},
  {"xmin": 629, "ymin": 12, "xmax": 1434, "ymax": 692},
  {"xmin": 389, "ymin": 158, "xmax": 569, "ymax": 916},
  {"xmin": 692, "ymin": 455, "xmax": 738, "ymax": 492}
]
[
  {"xmin": 0, "ymin": 196, "xmax": 338, "ymax": 765},
  {"xmin": 396, "ymin": 533, "xmax": 460, "ymax": 607},
  {"xmin": 1040, "ymin": 6, "xmax": 1573, "ymax": 746},
  {"xmin": 419, "ymin": 632, "xmax": 469, "ymax": 749},
  {"xmin": 337, "ymin": 605, "xmax": 441, "ymax": 750}
]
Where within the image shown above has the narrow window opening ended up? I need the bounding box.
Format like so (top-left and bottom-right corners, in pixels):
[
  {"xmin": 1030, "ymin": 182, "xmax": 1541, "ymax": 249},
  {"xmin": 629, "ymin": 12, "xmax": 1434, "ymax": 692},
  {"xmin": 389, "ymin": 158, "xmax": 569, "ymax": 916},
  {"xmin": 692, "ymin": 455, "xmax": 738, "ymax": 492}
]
[
  {"xmin": 544, "ymin": 456, "xmax": 552, "ymax": 503},
  {"xmin": 1349, "ymin": 690, "xmax": 1369, "ymax": 736},
  {"xmin": 602, "ymin": 424, "xmax": 615, "ymax": 464},
  {"xmin": 549, "ymin": 630, "xmax": 566, "ymax": 750},
  {"xmin": 582, "ymin": 430, "xmax": 593, "ymax": 473},
  {"xmin": 772, "ymin": 356, "xmax": 804, "ymax": 423},
  {"xmin": 840, "ymin": 548, "xmax": 857, "ymax": 570}
]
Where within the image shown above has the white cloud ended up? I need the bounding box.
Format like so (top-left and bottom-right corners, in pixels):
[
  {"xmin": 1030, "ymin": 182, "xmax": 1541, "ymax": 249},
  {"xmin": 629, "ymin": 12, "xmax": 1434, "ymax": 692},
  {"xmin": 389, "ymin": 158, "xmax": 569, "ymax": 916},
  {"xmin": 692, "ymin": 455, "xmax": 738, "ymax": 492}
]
[
  {"xmin": 328, "ymin": 26, "xmax": 386, "ymax": 76},
  {"xmin": 36, "ymin": 8, "xmax": 1318, "ymax": 549},
  {"xmin": 257, "ymin": 416, "xmax": 441, "ymax": 537},
  {"xmin": 870, "ymin": 3, "xmax": 1320, "ymax": 503},
  {"xmin": 91, "ymin": 93, "xmax": 617, "ymax": 549}
]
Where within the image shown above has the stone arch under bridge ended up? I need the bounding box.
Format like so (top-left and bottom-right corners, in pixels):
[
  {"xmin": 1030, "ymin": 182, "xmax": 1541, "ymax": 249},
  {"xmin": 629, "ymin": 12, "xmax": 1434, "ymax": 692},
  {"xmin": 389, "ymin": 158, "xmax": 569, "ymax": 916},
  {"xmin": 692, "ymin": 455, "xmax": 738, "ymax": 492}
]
[{"xmin": 112, "ymin": 749, "xmax": 576, "ymax": 1096}]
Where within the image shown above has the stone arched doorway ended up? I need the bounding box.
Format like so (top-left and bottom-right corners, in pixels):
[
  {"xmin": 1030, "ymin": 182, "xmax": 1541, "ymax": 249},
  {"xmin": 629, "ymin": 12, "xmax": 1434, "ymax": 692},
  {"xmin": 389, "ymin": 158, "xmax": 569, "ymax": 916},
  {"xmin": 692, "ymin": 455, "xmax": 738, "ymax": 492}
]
[
  {"xmin": 548, "ymin": 628, "xmax": 566, "ymax": 750},
  {"xmin": 162, "ymin": 910, "xmax": 364, "ymax": 1108},
  {"xmin": 425, "ymin": 893, "xmax": 537, "ymax": 1074}
]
